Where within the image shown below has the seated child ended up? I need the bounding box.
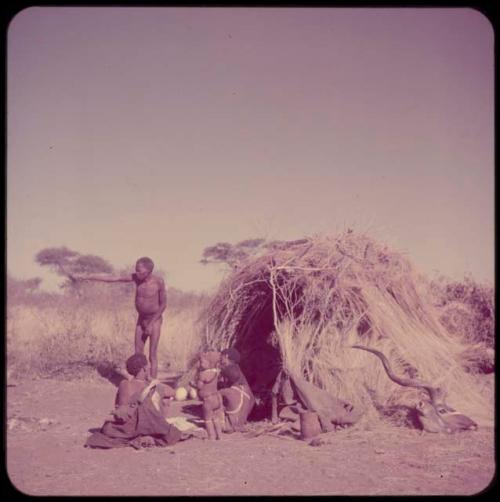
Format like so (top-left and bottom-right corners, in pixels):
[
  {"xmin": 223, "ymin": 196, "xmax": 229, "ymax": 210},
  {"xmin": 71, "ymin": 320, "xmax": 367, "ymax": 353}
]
[{"xmin": 190, "ymin": 351, "xmax": 224, "ymax": 440}]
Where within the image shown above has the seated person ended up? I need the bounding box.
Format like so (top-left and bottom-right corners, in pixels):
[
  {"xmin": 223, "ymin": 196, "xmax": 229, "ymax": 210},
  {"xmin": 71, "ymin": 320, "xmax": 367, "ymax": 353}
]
[
  {"xmin": 190, "ymin": 351, "xmax": 224, "ymax": 440},
  {"xmin": 86, "ymin": 353, "xmax": 181, "ymax": 449},
  {"xmin": 111, "ymin": 353, "xmax": 175, "ymax": 421},
  {"xmin": 218, "ymin": 348, "xmax": 255, "ymax": 432}
]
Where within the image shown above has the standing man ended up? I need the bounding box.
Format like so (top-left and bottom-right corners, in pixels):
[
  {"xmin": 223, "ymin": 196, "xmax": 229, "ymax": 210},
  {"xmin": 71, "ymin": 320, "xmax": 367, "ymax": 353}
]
[{"xmin": 71, "ymin": 257, "xmax": 167, "ymax": 379}]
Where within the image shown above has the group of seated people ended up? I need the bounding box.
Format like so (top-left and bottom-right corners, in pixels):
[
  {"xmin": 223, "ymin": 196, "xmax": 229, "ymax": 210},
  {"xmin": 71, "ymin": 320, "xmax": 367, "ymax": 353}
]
[{"xmin": 86, "ymin": 347, "xmax": 255, "ymax": 448}]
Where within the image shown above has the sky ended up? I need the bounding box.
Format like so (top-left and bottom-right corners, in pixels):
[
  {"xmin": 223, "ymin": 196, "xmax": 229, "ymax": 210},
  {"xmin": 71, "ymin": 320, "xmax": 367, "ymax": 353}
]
[{"xmin": 7, "ymin": 7, "xmax": 494, "ymax": 293}]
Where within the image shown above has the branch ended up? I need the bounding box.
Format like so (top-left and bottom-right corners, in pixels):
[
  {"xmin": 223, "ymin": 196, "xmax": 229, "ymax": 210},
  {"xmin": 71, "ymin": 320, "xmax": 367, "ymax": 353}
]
[{"xmin": 57, "ymin": 262, "xmax": 76, "ymax": 283}]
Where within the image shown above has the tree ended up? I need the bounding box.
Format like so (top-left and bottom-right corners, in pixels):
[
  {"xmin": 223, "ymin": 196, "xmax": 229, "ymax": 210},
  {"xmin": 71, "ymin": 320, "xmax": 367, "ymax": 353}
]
[
  {"xmin": 200, "ymin": 237, "xmax": 310, "ymax": 268},
  {"xmin": 35, "ymin": 246, "xmax": 114, "ymax": 289},
  {"xmin": 24, "ymin": 277, "xmax": 42, "ymax": 293},
  {"xmin": 7, "ymin": 274, "xmax": 43, "ymax": 305},
  {"xmin": 35, "ymin": 246, "xmax": 79, "ymax": 273},
  {"xmin": 200, "ymin": 238, "xmax": 267, "ymax": 268}
]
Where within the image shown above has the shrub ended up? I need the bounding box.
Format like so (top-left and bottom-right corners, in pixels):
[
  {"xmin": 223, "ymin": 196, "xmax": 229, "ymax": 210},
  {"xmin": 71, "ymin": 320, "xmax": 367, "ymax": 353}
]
[{"xmin": 429, "ymin": 275, "xmax": 494, "ymax": 348}]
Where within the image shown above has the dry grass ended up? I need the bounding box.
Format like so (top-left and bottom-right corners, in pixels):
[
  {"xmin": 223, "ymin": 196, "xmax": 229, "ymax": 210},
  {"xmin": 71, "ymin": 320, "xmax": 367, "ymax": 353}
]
[{"xmin": 6, "ymin": 298, "xmax": 205, "ymax": 379}]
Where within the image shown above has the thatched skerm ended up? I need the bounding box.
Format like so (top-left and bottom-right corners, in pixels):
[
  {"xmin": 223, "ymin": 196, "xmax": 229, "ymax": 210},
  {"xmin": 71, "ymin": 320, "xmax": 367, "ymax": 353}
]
[{"xmin": 203, "ymin": 232, "xmax": 493, "ymax": 427}]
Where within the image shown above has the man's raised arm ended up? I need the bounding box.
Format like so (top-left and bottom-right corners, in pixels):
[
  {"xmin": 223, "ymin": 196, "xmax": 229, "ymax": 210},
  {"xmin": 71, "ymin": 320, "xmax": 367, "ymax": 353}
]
[{"xmin": 70, "ymin": 272, "xmax": 133, "ymax": 283}]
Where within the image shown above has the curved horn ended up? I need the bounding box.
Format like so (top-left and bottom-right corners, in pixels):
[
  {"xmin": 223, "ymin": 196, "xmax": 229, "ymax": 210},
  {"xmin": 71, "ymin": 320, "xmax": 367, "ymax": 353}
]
[{"xmin": 351, "ymin": 345, "xmax": 449, "ymax": 408}]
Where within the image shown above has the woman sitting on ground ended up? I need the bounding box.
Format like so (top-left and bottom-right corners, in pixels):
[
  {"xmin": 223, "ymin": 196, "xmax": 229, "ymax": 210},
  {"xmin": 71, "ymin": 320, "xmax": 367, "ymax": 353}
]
[
  {"xmin": 218, "ymin": 348, "xmax": 255, "ymax": 432},
  {"xmin": 85, "ymin": 354, "xmax": 181, "ymax": 449},
  {"xmin": 110, "ymin": 353, "xmax": 175, "ymax": 421}
]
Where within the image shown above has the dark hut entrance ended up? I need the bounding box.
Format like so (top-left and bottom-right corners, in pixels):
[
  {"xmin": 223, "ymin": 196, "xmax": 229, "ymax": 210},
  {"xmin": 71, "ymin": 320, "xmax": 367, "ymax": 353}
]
[{"xmin": 229, "ymin": 288, "xmax": 282, "ymax": 419}]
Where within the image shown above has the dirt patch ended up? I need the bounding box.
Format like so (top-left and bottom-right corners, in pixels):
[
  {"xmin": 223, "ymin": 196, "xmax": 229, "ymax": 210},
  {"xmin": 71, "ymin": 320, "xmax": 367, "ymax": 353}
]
[{"xmin": 6, "ymin": 378, "xmax": 494, "ymax": 496}]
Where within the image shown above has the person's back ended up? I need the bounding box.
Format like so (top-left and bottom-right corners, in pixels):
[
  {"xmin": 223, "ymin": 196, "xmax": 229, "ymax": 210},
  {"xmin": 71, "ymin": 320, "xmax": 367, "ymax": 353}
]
[
  {"xmin": 115, "ymin": 379, "xmax": 147, "ymax": 406},
  {"xmin": 113, "ymin": 354, "xmax": 175, "ymax": 417},
  {"xmin": 114, "ymin": 354, "xmax": 149, "ymax": 406}
]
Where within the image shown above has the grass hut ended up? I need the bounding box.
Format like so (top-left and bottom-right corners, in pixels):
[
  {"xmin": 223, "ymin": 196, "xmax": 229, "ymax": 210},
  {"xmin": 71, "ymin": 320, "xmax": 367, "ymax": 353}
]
[{"xmin": 203, "ymin": 231, "xmax": 493, "ymax": 427}]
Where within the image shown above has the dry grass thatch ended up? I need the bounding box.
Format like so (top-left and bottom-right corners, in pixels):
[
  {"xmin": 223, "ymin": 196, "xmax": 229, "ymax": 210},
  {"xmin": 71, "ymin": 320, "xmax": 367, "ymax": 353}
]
[{"xmin": 202, "ymin": 231, "xmax": 493, "ymax": 427}]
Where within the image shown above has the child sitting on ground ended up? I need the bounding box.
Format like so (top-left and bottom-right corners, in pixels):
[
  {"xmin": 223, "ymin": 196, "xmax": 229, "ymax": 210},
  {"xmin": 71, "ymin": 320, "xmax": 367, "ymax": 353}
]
[{"xmin": 190, "ymin": 351, "xmax": 224, "ymax": 440}]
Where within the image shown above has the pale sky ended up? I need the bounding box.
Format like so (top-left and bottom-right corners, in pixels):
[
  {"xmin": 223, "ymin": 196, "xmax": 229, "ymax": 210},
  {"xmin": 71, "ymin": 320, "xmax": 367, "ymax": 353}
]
[{"xmin": 7, "ymin": 7, "xmax": 494, "ymax": 293}]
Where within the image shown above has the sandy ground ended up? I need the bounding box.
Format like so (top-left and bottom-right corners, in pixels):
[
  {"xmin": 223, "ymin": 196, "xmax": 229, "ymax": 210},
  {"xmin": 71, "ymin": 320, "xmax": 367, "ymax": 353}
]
[{"xmin": 6, "ymin": 376, "xmax": 495, "ymax": 496}]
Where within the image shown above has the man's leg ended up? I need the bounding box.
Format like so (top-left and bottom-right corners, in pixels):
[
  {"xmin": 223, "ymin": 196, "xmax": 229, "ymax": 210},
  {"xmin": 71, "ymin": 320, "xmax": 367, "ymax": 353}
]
[
  {"xmin": 135, "ymin": 322, "xmax": 147, "ymax": 354},
  {"xmin": 148, "ymin": 319, "xmax": 162, "ymax": 379}
]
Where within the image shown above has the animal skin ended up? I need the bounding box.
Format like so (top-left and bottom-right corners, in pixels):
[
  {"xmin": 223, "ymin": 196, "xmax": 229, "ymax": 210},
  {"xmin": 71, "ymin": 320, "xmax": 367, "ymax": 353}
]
[{"xmin": 351, "ymin": 345, "xmax": 478, "ymax": 433}]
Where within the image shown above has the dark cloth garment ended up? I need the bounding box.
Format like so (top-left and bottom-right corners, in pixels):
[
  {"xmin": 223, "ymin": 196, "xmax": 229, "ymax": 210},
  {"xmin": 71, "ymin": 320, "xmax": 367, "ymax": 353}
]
[
  {"xmin": 219, "ymin": 363, "xmax": 248, "ymax": 389},
  {"xmin": 85, "ymin": 391, "xmax": 182, "ymax": 449}
]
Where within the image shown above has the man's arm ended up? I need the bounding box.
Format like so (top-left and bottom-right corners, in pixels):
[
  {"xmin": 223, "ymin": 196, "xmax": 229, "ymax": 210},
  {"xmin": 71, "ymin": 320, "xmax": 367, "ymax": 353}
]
[
  {"xmin": 115, "ymin": 380, "xmax": 132, "ymax": 407},
  {"xmin": 71, "ymin": 272, "xmax": 134, "ymax": 283}
]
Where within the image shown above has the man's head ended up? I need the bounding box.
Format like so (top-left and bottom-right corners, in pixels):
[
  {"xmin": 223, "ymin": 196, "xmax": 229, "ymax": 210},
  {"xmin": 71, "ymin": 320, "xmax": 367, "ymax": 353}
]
[
  {"xmin": 135, "ymin": 257, "xmax": 154, "ymax": 280},
  {"xmin": 221, "ymin": 347, "xmax": 240, "ymax": 366},
  {"xmin": 126, "ymin": 353, "xmax": 148, "ymax": 377}
]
